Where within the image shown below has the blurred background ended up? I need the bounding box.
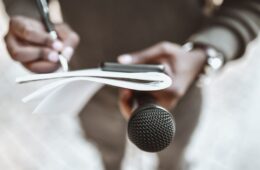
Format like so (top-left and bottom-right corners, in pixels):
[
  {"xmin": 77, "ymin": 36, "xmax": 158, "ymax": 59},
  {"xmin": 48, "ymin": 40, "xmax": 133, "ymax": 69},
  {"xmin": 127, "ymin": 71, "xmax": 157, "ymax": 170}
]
[{"xmin": 0, "ymin": 0, "xmax": 260, "ymax": 170}]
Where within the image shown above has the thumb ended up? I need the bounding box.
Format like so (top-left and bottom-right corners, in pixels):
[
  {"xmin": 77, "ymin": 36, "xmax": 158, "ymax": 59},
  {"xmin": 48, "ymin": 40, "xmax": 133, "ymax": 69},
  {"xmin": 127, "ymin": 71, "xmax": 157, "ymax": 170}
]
[
  {"xmin": 117, "ymin": 48, "xmax": 155, "ymax": 64},
  {"xmin": 117, "ymin": 54, "xmax": 135, "ymax": 64},
  {"xmin": 117, "ymin": 53, "xmax": 152, "ymax": 65},
  {"xmin": 117, "ymin": 43, "xmax": 165, "ymax": 64}
]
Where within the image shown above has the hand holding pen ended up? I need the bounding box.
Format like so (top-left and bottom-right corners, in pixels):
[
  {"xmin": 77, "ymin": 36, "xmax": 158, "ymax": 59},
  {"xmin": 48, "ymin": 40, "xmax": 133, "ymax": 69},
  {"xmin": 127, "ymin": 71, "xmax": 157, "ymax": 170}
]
[
  {"xmin": 4, "ymin": 1, "xmax": 79, "ymax": 73},
  {"xmin": 36, "ymin": 0, "xmax": 70, "ymax": 71}
]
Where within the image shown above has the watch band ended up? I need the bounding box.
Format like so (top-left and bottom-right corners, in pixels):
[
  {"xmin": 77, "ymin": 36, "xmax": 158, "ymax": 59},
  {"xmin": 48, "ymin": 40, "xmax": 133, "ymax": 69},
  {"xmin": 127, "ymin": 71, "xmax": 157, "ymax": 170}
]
[
  {"xmin": 183, "ymin": 42, "xmax": 225, "ymax": 71},
  {"xmin": 182, "ymin": 42, "xmax": 225, "ymax": 85}
]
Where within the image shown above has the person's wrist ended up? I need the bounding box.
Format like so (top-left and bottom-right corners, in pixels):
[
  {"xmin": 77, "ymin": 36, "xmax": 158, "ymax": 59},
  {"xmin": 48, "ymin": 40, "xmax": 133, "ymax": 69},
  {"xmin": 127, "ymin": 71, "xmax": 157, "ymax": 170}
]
[
  {"xmin": 183, "ymin": 42, "xmax": 225, "ymax": 86},
  {"xmin": 190, "ymin": 48, "xmax": 208, "ymax": 65},
  {"xmin": 186, "ymin": 48, "xmax": 208, "ymax": 77},
  {"xmin": 184, "ymin": 42, "xmax": 225, "ymax": 68},
  {"xmin": 170, "ymin": 48, "xmax": 207, "ymax": 99}
]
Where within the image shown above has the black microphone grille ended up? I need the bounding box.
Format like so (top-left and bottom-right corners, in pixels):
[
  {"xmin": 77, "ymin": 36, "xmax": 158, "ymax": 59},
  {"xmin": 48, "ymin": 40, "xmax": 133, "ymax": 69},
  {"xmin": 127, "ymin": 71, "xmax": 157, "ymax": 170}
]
[{"xmin": 127, "ymin": 104, "xmax": 176, "ymax": 152}]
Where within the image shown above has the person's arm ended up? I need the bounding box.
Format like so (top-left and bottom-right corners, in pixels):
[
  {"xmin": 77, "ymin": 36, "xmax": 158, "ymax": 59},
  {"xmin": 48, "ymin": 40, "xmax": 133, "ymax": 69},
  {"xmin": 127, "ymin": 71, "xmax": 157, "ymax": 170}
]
[
  {"xmin": 190, "ymin": 0, "xmax": 260, "ymax": 61},
  {"xmin": 118, "ymin": 0, "xmax": 260, "ymax": 118}
]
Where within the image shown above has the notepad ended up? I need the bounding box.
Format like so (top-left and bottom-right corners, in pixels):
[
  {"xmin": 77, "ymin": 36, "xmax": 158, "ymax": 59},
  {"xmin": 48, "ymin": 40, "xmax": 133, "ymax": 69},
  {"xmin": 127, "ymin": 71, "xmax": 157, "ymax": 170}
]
[{"xmin": 16, "ymin": 68, "xmax": 172, "ymax": 114}]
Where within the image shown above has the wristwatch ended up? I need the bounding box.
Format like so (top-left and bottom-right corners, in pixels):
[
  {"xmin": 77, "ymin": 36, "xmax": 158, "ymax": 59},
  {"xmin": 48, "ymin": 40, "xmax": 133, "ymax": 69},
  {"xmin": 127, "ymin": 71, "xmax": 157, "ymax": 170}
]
[
  {"xmin": 182, "ymin": 42, "xmax": 225, "ymax": 85},
  {"xmin": 182, "ymin": 42, "xmax": 225, "ymax": 74}
]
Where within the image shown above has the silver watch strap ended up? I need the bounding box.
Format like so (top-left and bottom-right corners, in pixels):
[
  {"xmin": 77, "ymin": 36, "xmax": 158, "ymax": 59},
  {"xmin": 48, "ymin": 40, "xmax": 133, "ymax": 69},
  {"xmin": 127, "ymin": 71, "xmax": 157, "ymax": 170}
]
[
  {"xmin": 183, "ymin": 42, "xmax": 225, "ymax": 71},
  {"xmin": 182, "ymin": 42, "xmax": 225, "ymax": 86}
]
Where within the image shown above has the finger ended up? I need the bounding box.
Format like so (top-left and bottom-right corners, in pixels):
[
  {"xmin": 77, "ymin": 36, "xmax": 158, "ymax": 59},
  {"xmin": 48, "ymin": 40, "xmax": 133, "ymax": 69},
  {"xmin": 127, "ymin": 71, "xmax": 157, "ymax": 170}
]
[
  {"xmin": 118, "ymin": 42, "xmax": 179, "ymax": 64},
  {"xmin": 55, "ymin": 24, "xmax": 80, "ymax": 48},
  {"xmin": 5, "ymin": 33, "xmax": 59, "ymax": 63},
  {"xmin": 61, "ymin": 46, "xmax": 74, "ymax": 61},
  {"xmin": 10, "ymin": 16, "xmax": 54, "ymax": 46},
  {"xmin": 118, "ymin": 89, "xmax": 134, "ymax": 120},
  {"xmin": 160, "ymin": 60, "xmax": 175, "ymax": 77},
  {"xmin": 23, "ymin": 61, "xmax": 59, "ymax": 73},
  {"xmin": 55, "ymin": 24, "xmax": 80, "ymax": 60}
]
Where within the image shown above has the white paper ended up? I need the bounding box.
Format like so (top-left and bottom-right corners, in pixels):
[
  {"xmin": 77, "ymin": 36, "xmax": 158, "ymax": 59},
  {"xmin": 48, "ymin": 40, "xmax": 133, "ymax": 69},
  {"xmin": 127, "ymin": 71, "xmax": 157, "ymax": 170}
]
[
  {"xmin": 16, "ymin": 68, "xmax": 172, "ymax": 114},
  {"xmin": 32, "ymin": 81, "xmax": 103, "ymax": 115}
]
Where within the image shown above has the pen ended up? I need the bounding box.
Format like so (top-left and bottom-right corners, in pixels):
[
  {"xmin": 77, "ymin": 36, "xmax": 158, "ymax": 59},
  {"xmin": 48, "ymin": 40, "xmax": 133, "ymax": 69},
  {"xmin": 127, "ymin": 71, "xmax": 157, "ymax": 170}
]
[{"xmin": 36, "ymin": 0, "xmax": 69, "ymax": 72}]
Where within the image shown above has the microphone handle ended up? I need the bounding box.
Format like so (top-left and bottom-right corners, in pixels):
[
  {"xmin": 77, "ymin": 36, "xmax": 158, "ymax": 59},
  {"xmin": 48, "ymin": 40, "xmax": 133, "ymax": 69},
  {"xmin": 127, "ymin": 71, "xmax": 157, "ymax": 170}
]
[{"xmin": 133, "ymin": 92, "xmax": 156, "ymax": 110}]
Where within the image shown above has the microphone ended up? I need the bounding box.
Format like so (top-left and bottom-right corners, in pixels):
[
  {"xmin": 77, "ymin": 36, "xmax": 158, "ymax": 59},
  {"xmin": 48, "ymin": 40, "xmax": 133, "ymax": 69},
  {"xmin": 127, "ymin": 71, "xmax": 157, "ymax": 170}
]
[
  {"xmin": 127, "ymin": 92, "xmax": 176, "ymax": 152},
  {"xmin": 99, "ymin": 62, "xmax": 175, "ymax": 152}
]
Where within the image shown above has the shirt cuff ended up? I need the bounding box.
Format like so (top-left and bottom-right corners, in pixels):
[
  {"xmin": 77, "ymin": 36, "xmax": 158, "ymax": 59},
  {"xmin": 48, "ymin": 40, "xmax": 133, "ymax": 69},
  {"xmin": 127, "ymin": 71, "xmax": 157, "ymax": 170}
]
[{"xmin": 189, "ymin": 26, "xmax": 241, "ymax": 62}]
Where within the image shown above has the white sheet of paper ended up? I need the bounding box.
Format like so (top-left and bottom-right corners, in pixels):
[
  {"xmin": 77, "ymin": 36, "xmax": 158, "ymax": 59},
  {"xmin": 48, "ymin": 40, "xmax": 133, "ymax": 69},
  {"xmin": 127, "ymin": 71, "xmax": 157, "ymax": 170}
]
[
  {"xmin": 16, "ymin": 68, "xmax": 172, "ymax": 114},
  {"xmin": 32, "ymin": 81, "xmax": 103, "ymax": 115}
]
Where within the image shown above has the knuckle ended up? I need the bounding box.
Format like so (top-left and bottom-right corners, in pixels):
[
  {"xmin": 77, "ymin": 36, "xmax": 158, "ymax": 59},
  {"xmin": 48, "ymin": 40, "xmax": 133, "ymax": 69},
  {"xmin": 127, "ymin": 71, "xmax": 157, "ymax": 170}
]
[
  {"xmin": 176, "ymin": 90, "xmax": 185, "ymax": 99},
  {"xmin": 37, "ymin": 48, "xmax": 51, "ymax": 59},
  {"xmin": 50, "ymin": 65, "xmax": 60, "ymax": 72},
  {"xmin": 9, "ymin": 48, "xmax": 21, "ymax": 60},
  {"xmin": 63, "ymin": 23, "xmax": 71, "ymax": 30},
  {"xmin": 41, "ymin": 48, "xmax": 51, "ymax": 58},
  {"xmin": 9, "ymin": 16, "xmax": 20, "ymax": 26},
  {"xmin": 159, "ymin": 41, "xmax": 174, "ymax": 55},
  {"xmin": 169, "ymin": 89, "xmax": 184, "ymax": 100},
  {"xmin": 43, "ymin": 36, "xmax": 53, "ymax": 46},
  {"xmin": 174, "ymin": 87, "xmax": 185, "ymax": 99},
  {"xmin": 43, "ymin": 64, "xmax": 59, "ymax": 73},
  {"xmin": 21, "ymin": 25, "xmax": 33, "ymax": 38},
  {"xmin": 11, "ymin": 15, "xmax": 23, "ymax": 20},
  {"xmin": 10, "ymin": 16, "xmax": 26, "ymax": 29},
  {"xmin": 70, "ymin": 32, "xmax": 80, "ymax": 45},
  {"xmin": 159, "ymin": 41, "xmax": 172, "ymax": 46}
]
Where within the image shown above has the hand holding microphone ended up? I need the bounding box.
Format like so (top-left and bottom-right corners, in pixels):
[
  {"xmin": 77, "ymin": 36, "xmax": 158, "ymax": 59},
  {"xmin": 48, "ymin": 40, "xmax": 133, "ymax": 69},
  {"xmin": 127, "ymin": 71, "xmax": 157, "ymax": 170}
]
[
  {"xmin": 118, "ymin": 42, "xmax": 207, "ymax": 152},
  {"xmin": 102, "ymin": 62, "xmax": 176, "ymax": 152}
]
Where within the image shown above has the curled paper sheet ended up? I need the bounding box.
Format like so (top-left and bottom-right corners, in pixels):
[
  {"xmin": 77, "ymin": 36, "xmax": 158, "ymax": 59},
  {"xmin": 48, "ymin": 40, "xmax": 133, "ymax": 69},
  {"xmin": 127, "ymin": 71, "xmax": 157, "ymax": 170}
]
[{"xmin": 16, "ymin": 68, "xmax": 172, "ymax": 114}]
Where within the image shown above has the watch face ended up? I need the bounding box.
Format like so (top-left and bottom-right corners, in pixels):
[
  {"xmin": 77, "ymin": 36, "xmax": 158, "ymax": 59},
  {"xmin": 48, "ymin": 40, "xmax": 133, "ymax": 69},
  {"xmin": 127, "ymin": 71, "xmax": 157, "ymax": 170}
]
[
  {"xmin": 208, "ymin": 57, "xmax": 224, "ymax": 70},
  {"xmin": 182, "ymin": 42, "xmax": 224, "ymax": 71},
  {"xmin": 207, "ymin": 48, "xmax": 224, "ymax": 70}
]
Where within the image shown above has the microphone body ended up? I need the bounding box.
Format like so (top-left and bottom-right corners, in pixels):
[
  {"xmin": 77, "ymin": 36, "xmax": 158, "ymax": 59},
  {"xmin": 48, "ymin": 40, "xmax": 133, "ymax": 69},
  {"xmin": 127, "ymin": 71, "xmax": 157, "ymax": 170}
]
[
  {"xmin": 99, "ymin": 62, "xmax": 175, "ymax": 152},
  {"xmin": 127, "ymin": 92, "xmax": 176, "ymax": 152}
]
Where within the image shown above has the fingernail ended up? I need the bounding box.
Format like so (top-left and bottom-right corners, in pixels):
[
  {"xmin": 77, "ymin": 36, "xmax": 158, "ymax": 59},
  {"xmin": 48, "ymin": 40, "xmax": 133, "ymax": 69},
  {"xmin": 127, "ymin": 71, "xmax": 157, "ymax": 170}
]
[
  {"xmin": 48, "ymin": 52, "xmax": 59, "ymax": 62},
  {"xmin": 62, "ymin": 46, "xmax": 74, "ymax": 60},
  {"xmin": 52, "ymin": 40, "xmax": 63, "ymax": 51},
  {"xmin": 118, "ymin": 54, "xmax": 133, "ymax": 64}
]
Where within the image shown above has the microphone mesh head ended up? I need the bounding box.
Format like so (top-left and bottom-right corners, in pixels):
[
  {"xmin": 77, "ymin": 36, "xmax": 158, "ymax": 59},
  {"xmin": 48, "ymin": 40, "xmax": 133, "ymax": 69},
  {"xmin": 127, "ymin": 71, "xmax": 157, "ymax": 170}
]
[{"xmin": 128, "ymin": 105, "xmax": 175, "ymax": 152}]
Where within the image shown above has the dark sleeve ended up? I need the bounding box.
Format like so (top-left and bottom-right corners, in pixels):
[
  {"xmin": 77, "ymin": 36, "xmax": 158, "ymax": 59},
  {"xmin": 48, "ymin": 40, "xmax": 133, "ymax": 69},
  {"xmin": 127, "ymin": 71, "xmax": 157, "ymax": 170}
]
[
  {"xmin": 2, "ymin": 0, "xmax": 42, "ymax": 19},
  {"xmin": 190, "ymin": 0, "xmax": 260, "ymax": 61}
]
